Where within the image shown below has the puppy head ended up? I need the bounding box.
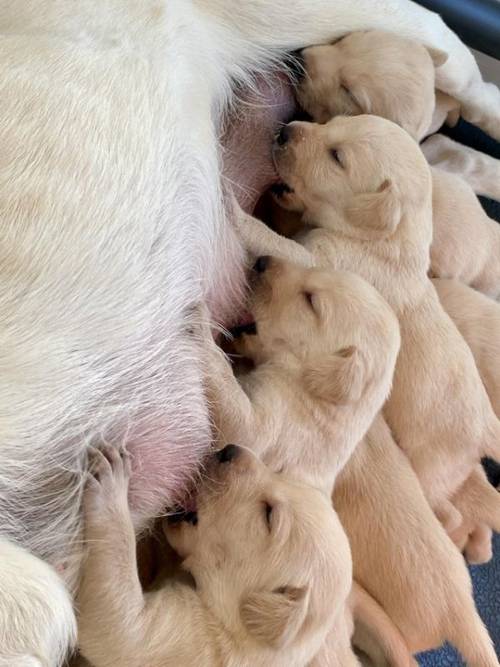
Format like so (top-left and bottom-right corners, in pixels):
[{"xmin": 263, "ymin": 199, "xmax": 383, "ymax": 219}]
[
  {"xmin": 296, "ymin": 30, "xmax": 448, "ymax": 140},
  {"xmin": 164, "ymin": 446, "xmax": 351, "ymax": 650},
  {"xmin": 234, "ymin": 259, "xmax": 400, "ymax": 405},
  {"xmin": 271, "ymin": 114, "xmax": 431, "ymax": 239}
]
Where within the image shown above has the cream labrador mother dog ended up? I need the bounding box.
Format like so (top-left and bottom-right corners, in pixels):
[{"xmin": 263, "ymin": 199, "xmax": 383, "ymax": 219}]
[{"xmin": 1, "ymin": 2, "xmax": 500, "ymax": 664}]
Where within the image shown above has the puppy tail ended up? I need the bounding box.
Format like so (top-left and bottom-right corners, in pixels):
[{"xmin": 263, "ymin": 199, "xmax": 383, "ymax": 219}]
[
  {"xmin": 350, "ymin": 581, "xmax": 417, "ymax": 667},
  {"xmin": 0, "ymin": 537, "xmax": 76, "ymax": 666},
  {"xmin": 449, "ymin": 607, "xmax": 499, "ymax": 667}
]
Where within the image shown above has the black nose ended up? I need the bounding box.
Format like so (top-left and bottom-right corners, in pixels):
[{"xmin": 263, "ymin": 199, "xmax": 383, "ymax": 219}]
[
  {"xmin": 230, "ymin": 321, "xmax": 257, "ymax": 338},
  {"xmin": 216, "ymin": 444, "xmax": 240, "ymax": 464},
  {"xmin": 167, "ymin": 509, "xmax": 198, "ymax": 526},
  {"xmin": 288, "ymin": 49, "xmax": 305, "ymax": 81},
  {"xmin": 253, "ymin": 256, "xmax": 270, "ymax": 273},
  {"xmin": 276, "ymin": 124, "xmax": 292, "ymax": 146}
]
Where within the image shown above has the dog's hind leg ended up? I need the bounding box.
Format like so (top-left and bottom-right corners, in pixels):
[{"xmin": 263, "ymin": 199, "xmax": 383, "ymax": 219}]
[
  {"xmin": 423, "ymin": 134, "xmax": 500, "ymax": 201},
  {"xmin": 0, "ymin": 537, "xmax": 76, "ymax": 667}
]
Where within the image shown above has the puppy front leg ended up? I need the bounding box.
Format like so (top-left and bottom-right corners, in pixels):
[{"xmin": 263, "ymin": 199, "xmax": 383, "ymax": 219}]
[
  {"xmin": 77, "ymin": 447, "xmax": 146, "ymax": 666},
  {"xmin": 234, "ymin": 204, "xmax": 314, "ymax": 268},
  {"xmin": 197, "ymin": 307, "xmax": 258, "ymax": 447}
]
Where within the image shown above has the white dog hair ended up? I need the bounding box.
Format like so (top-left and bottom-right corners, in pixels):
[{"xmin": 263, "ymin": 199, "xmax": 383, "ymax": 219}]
[{"xmin": 1, "ymin": 1, "xmax": 500, "ymax": 664}]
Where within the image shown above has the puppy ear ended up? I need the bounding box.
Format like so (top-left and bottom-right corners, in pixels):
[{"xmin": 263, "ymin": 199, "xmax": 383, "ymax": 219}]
[
  {"xmin": 304, "ymin": 346, "xmax": 366, "ymax": 404},
  {"xmin": 345, "ymin": 180, "xmax": 401, "ymax": 239},
  {"xmin": 426, "ymin": 46, "xmax": 448, "ymax": 68},
  {"xmin": 241, "ymin": 585, "xmax": 309, "ymax": 649}
]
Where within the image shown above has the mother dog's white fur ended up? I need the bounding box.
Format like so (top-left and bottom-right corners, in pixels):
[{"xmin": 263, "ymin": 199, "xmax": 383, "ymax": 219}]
[
  {"xmin": 0, "ymin": 538, "xmax": 76, "ymax": 666},
  {"xmin": 2, "ymin": 1, "xmax": 500, "ymax": 663}
]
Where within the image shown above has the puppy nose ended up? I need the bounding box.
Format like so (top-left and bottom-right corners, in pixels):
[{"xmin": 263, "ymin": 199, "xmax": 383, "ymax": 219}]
[
  {"xmin": 276, "ymin": 124, "xmax": 293, "ymax": 146},
  {"xmin": 289, "ymin": 49, "xmax": 305, "ymax": 81},
  {"xmin": 216, "ymin": 444, "xmax": 241, "ymax": 464},
  {"xmin": 253, "ymin": 256, "xmax": 270, "ymax": 273}
]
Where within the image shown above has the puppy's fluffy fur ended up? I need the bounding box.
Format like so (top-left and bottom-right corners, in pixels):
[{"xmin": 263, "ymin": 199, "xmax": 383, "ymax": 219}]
[
  {"xmin": 335, "ymin": 414, "xmax": 499, "ymax": 665},
  {"xmin": 435, "ymin": 279, "xmax": 500, "ymax": 417},
  {"xmin": 435, "ymin": 279, "xmax": 500, "ymax": 563},
  {"xmin": 78, "ymin": 446, "xmax": 352, "ymax": 667},
  {"xmin": 296, "ymin": 30, "xmax": 449, "ymax": 141},
  {"xmin": 2, "ymin": 2, "xmax": 500, "ymax": 662},
  {"xmin": 253, "ymin": 115, "xmax": 500, "ymax": 519},
  {"xmin": 205, "ymin": 259, "xmax": 400, "ymax": 494},
  {"xmin": 295, "ymin": 30, "xmax": 500, "ymax": 297},
  {"xmin": 203, "ymin": 260, "xmax": 404, "ymax": 664}
]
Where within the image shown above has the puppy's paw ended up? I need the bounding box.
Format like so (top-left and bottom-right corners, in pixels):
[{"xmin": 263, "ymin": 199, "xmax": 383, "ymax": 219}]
[
  {"xmin": 464, "ymin": 525, "xmax": 493, "ymax": 565},
  {"xmin": 83, "ymin": 445, "xmax": 131, "ymax": 521}
]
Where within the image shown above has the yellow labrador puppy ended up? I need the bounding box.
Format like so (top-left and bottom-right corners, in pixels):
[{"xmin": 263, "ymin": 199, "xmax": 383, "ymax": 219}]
[
  {"xmin": 293, "ymin": 30, "xmax": 500, "ymax": 298},
  {"xmin": 335, "ymin": 414, "xmax": 499, "ymax": 666},
  {"xmin": 202, "ymin": 260, "xmax": 416, "ymax": 665},
  {"xmin": 77, "ymin": 445, "xmax": 353, "ymax": 667},
  {"xmin": 435, "ymin": 279, "xmax": 500, "ymax": 563},
  {"xmin": 245, "ymin": 115, "xmax": 500, "ymax": 525},
  {"xmin": 204, "ymin": 258, "xmax": 400, "ymax": 495},
  {"xmin": 295, "ymin": 30, "xmax": 451, "ymax": 141}
]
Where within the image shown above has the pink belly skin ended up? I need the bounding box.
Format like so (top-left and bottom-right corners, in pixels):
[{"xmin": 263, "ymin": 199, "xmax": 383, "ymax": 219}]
[
  {"xmin": 222, "ymin": 71, "xmax": 297, "ymax": 214},
  {"xmin": 210, "ymin": 69, "xmax": 297, "ymax": 332},
  {"xmin": 127, "ymin": 71, "xmax": 296, "ymax": 525}
]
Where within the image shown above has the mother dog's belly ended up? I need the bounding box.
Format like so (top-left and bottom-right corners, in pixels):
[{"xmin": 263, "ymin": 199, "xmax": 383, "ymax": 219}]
[
  {"xmin": 222, "ymin": 72, "xmax": 296, "ymax": 215},
  {"xmin": 0, "ymin": 20, "xmax": 217, "ymax": 573},
  {"xmin": 0, "ymin": 0, "xmax": 295, "ymax": 577}
]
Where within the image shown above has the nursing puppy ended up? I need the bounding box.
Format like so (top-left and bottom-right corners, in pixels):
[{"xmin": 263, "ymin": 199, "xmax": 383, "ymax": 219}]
[
  {"xmin": 204, "ymin": 259, "xmax": 400, "ymax": 494},
  {"xmin": 423, "ymin": 134, "xmax": 500, "ymax": 202},
  {"xmin": 3, "ymin": 2, "xmax": 500, "ymax": 663},
  {"xmin": 296, "ymin": 30, "xmax": 500, "ymax": 205},
  {"xmin": 262, "ymin": 115, "xmax": 500, "ymax": 520},
  {"xmin": 78, "ymin": 445, "xmax": 352, "ymax": 667},
  {"xmin": 295, "ymin": 30, "xmax": 451, "ymax": 141},
  {"xmin": 335, "ymin": 414, "xmax": 499, "ymax": 667},
  {"xmin": 202, "ymin": 259, "xmax": 409, "ymax": 665},
  {"xmin": 295, "ymin": 30, "xmax": 500, "ymax": 297}
]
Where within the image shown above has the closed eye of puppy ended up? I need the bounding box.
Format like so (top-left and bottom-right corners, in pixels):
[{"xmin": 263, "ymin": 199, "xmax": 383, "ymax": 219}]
[
  {"xmin": 296, "ymin": 30, "xmax": 451, "ymax": 141},
  {"xmin": 293, "ymin": 30, "xmax": 500, "ymax": 298},
  {"xmin": 260, "ymin": 114, "xmax": 500, "ymax": 525},
  {"xmin": 201, "ymin": 261, "xmax": 413, "ymax": 665},
  {"xmin": 77, "ymin": 445, "xmax": 352, "ymax": 667}
]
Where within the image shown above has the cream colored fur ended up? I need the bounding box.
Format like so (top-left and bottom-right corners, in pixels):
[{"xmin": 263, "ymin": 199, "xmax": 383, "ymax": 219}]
[
  {"xmin": 435, "ymin": 279, "xmax": 500, "ymax": 562},
  {"xmin": 435, "ymin": 279, "xmax": 500, "ymax": 416},
  {"xmin": 78, "ymin": 445, "xmax": 352, "ymax": 667},
  {"xmin": 294, "ymin": 30, "xmax": 500, "ymax": 296},
  {"xmin": 203, "ymin": 260, "xmax": 410, "ymax": 664},
  {"xmin": 2, "ymin": 2, "xmax": 500, "ymax": 662},
  {"xmin": 205, "ymin": 260, "xmax": 400, "ymax": 494},
  {"xmin": 335, "ymin": 415, "xmax": 499, "ymax": 666},
  {"xmin": 242, "ymin": 115, "xmax": 500, "ymax": 518}
]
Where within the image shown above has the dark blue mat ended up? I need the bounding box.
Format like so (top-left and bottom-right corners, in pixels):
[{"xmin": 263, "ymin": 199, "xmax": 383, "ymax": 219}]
[{"xmin": 418, "ymin": 119, "xmax": 500, "ymax": 665}]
